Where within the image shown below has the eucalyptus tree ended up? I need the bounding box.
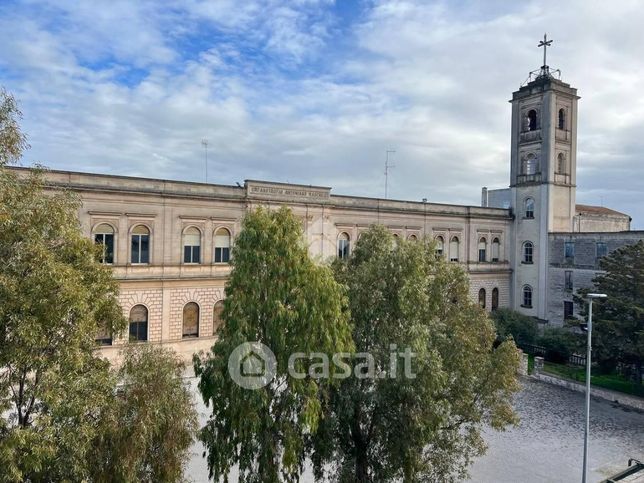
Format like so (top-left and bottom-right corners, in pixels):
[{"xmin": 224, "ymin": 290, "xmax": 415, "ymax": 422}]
[
  {"xmin": 0, "ymin": 88, "xmax": 196, "ymax": 482},
  {"xmin": 195, "ymin": 206, "xmax": 353, "ymax": 482},
  {"xmin": 311, "ymin": 225, "xmax": 520, "ymax": 482}
]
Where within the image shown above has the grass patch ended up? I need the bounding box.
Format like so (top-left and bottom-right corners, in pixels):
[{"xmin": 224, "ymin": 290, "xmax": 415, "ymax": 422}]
[
  {"xmin": 542, "ymin": 362, "xmax": 644, "ymax": 398},
  {"xmin": 528, "ymin": 354, "xmax": 534, "ymax": 375}
]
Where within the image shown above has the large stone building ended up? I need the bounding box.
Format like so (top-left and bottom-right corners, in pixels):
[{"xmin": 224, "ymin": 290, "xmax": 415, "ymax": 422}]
[{"xmin": 14, "ymin": 59, "xmax": 644, "ymax": 360}]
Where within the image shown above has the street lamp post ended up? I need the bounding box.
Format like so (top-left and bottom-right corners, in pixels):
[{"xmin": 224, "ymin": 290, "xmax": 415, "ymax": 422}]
[{"xmin": 582, "ymin": 293, "xmax": 607, "ymax": 483}]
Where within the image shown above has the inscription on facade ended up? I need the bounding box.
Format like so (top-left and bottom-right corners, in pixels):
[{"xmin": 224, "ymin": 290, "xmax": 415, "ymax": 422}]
[{"xmin": 247, "ymin": 182, "xmax": 330, "ymax": 201}]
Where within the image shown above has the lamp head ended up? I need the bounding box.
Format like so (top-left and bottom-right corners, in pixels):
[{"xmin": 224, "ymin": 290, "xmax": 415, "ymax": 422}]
[{"xmin": 587, "ymin": 293, "xmax": 607, "ymax": 299}]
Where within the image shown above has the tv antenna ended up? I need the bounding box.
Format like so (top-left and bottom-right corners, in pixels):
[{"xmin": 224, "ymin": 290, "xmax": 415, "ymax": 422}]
[
  {"xmin": 384, "ymin": 149, "xmax": 396, "ymax": 199},
  {"xmin": 201, "ymin": 139, "xmax": 209, "ymax": 183}
]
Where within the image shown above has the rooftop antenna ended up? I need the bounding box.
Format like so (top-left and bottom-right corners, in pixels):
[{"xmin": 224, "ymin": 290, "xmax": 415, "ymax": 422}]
[
  {"xmin": 201, "ymin": 139, "xmax": 209, "ymax": 183},
  {"xmin": 384, "ymin": 149, "xmax": 396, "ymax": 199}
]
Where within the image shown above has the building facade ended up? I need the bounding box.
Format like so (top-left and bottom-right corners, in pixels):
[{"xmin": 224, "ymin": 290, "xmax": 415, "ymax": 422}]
[
  {"xmin": 15, "ymin": 62, "xmax": 643, "ymax": 360},
  {"xmin": 547, "ymin": 231, "xmax": 643, "ymax": 324}
]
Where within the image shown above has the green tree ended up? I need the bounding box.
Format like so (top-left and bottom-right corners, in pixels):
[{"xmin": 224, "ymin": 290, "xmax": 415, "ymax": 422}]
[
  {"xmin": 311, "ymin": 226, "xmax": 520, "ymax": 482},
  {"xmin": 0, "ymin": 88, "xmax": 28, "ymax": 166},
  {"xmin": 0, "ymin": 166, "xmax": 127, "ymax": 480},
  {"xmin": 90, "ymin": 345, "xmax": 198, "ymax": 483},
  {"xmin": 537, "ymin": 327, "xmax": 581, "ymax": 364},
  {"xmin": 0, "ymin": 89, "xmax": 197, "ymax": 482},
  {"xmin": 578, "ymin": 241, "xmax": 644, "ymax": 381},
  {"xmin": 194, "ymin": 206, "xmax": 353, "ymax": 482},
  {"xmin": 492, "ymin": 308, "xmax": 540, "ymax": 346}
]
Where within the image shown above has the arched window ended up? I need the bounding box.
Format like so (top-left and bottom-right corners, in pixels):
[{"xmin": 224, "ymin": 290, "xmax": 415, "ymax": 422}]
[
  {"xmin": 523, "ymin": 241, "xmax": 534, "ymax": 264},
  {"xmin": 131, "ymin": 225, "xmax": 150, "ymax": 264},
  {"xmin": 558, "ymin": 108, "xmax": 565, "ymax": 130},
  {"xmin": 183, "ymin": 227, "xmax": 201, "ymax": 264},
  {"xmin": 94, "ymin": 223, "xmax": 115, "ymax": 264},
  {"xmin": 478, "ymin": 237, "xmax": 487, "ymax": 262},
  {"xmin": 478, "ymin": 288, "xmax": 486, "ymax": 309},
  {"xmin": 408, "ymin": 234, "xmax": 418, "ymax": 242},
  {"xmin": 523, "ymin": 154, "xmax": 537, "ymax": 175},
  {"xmin": 527, "ymin": 109, "xmax": 537, "ymax": 131},
  {"xmin": 557, "ymin": 153, "xmax": 566, "ymax": 174},
  {"xmin": 525, "ymin": 198, "xmax": 535, "ymax": 219},
  {"xmin": 492, "ymin": 287, "xmax": 499, "ymax": 311},
  {"xmin": 492, "ymin": 238, "xmax": 500, "ymax": 262},
  {"xmin": 435, "ymin": 236, "xmax": 444, "ymax": 256},
  {"xmin": 214, "ymin": 228, "xmax": 231, "ymax": 263},
  {"xmin": 522, "ymin": 285, "xmax": 533, "ymax": 308},
  {"xmin": 182, "ymin": 302, "xmax": 199, "ymax": 338},
  {"xmin": 338, "ymin": 232, "xmax": 350, "ymax": 259},
  {"xmin": 129, "ymin": 305, "xmax": 148, "ymax": 342},
  {"xmin": 213, "ymin": 300, "xmax": 224, "ymax": 334},
  {"xmin": 449, "ymin": 236, "xmax": 460, "ymax": 262}
]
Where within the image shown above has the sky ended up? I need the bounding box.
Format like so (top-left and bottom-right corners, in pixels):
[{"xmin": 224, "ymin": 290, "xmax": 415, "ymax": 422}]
[{"xmin": 1, "ymin": 0, "xmax": 643, "ymax": 227}]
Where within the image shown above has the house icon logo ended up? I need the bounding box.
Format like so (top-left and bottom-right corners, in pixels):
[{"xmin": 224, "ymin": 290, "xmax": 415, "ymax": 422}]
[{"xmin": 228, "ymin": 342, "xmax": 277, "ymax": 390}]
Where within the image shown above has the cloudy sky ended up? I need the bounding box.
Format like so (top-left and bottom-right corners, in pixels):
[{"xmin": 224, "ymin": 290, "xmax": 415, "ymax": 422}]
[{"xmin": 1, "ymin": 0, "xmax": 643, "ymax": 227}]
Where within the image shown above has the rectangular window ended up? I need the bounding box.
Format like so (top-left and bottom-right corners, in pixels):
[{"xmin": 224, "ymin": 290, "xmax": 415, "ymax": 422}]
[
  {"xmin": 564, "ymin": 241, "xmax": 575, "ymax": 262},
  {"xmin": 215, "ymin": 247, "xmax": 230, "ymax": 263},
  {"xmin": 564, "ymin": 270, "xmax": 573, "ymax": 291},
  {"xmin": 564, "ymin": 301, "xmax": 574, "ymax": 320},
  {"xmin": 95, "ymin": 324, "xmax": 112, "ymax": 346},
  {"xmin": 478, "ymin": 249, "xmax": 486, "ymax": 262},
  {"xmin": 95, "ymin": 233, "xmax": 114, "ymax": 264},
  {"xmin": 129, "ymin": 321, "xmax": 148, "ymax": 342},
  {"xmin": 131, "ymin": 234, "xmax": 150, "ymax": 264},
  {"xmin": 184, "ymin": 245, "xmax": 201, "ymax": 264},
  {"xmin": 596, "ymin": 242, "xmax": 607, "ymax": 259},
  {"xmin": 491, "ymin": 241, "xmax": 500, "ymax": 262},
  {"xmin": 140, "ymin": 235, "xmax": 149, "ymax": 263}
]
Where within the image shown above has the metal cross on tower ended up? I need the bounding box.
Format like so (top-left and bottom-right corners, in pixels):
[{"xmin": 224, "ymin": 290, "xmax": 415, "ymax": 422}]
[{"xmin": 538, "ymin": 33, "xmax": 553, "ymax": 68}]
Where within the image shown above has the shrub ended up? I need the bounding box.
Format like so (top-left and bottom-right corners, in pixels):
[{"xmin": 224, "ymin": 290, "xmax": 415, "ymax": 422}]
[
  {"xmin": 538, "ymin": 327, "xmax": 582, "ymax": 364},
  {"xmin": 491, "ymin": 308, "xmax": 539, "ymax": 346}
]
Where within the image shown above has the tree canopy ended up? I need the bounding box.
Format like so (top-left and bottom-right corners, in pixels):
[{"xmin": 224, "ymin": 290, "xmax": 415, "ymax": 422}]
[
  {"xmin": 0, "ymin": 88, "xmax": 197, "ymax": 482},
  {"xmin": 491, "ymin": 308, "xmax": 540, "ymax": 346},
  {"xmin": 194, "ymin": 206, "xmax": 353, "ymax": 482},
  {"xmin": 0, "ymin": 88, "xmax": 28, "ymax": 166},
  {"xmin": 311, "ymin": 225, "xmax": 520, "ymax": 482},
  {"xmin": 90, "ymin": 345, "xmax": 198, "ymax": 482},
  {"xmin": 579, "ymin": 240, "xmax": 644, "ymax": 380}
]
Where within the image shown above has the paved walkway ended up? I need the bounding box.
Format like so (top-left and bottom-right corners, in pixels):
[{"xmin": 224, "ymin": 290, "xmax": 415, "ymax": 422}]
[{"xmin": 470, "ymin": 378, "xmax": 644, "ymax": 482}]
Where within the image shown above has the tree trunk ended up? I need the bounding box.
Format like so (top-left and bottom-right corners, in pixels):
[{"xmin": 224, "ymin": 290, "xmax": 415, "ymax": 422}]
[
  {"xmin": 355, "ymin": 443, "xmax": 369, "ymax": 483},
  {"xmin": 351, "ymin": 403, "xmax": 370, "ymax": 482}
]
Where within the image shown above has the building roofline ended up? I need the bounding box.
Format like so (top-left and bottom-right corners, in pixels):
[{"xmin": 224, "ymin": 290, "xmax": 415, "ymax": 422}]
[
  {"xmin": 549, "ymin": 230, "xmax": 644, "ymax": 236},
  {"xmin": 9, "ymin": 165, "xmax": 238, "ymax": 190},
  {"xmin": 6, "ymin": 165, "xmax": 512, "ymax": 219}
]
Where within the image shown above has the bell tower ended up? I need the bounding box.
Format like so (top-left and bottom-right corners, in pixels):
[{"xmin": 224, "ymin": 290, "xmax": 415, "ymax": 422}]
[{"xmin": 509, "ymin": 34, "xmax": 579, "ymax": 319}]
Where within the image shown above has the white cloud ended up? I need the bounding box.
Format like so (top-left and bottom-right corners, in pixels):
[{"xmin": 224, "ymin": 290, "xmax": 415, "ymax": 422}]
[{"xmin": 1, "ymin": 0, "xmax": 643, "ymax": 227}]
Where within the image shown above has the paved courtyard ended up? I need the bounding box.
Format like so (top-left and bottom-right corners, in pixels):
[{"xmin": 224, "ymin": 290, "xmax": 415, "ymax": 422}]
[{"xmin": 186, "ymin": 377, "xmax": 644, "ymax": 482}]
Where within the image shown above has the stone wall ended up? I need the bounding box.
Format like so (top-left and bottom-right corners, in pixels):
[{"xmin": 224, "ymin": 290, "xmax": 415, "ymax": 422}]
[
  {"xmin": 168, "ymin": 287, "xmax": 224, "ymax": 340},
  {"xmin": 118, "ymin": 288, "xmax": 163, "ymax": 343},
  {"xmin": 547, "ymin": 232, "xmax": 644, "ymax": 324},
  {"xmin": 532, "ymin": 372, "xmax": 644, "ymax": 412}
]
